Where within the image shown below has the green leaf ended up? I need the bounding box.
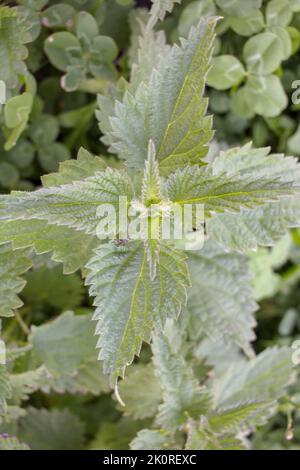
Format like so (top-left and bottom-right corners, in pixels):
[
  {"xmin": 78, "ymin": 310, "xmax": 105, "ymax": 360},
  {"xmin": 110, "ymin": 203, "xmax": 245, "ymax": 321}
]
[
  {"xmin": 205, "ymin": 144, "xmax": 300, "ymax": 250},
  {"xmin": 73, "ymin": 11, "xmax": 99, "ymax": 40},
  {"xmin": 185, "ymin": 418, "xmax": 245, "ymax": 450},
  {"xmin": 38, "ymin": 142, "xmax": 70, "ymax": 173},
  {"xmin": 152, "ymin": 322, "xmax": 211, "ymax": 430},
  {"xmin": 97, "ymin": 79, "xmax": 128, "ymax": 151},
  {"xmin": 9, "ymin": 367, "xmax": 48, "ymax": 404},
  {"xmin": 178, "ymin": 0, "xmax": 217, "ymax": 37},
  {"xmin": 0, "ymin": 365, "xmax": 11, "ymax": 417},
  {"xmin": 0, "ymin": 220, "xmax": 97, "ymax": 274},
  {"xmin": 6, "ymin": 139, "xmax": 35, "ymax": 170},
  {"xmin": 29, "ymin": 114, "xmax": 59, "ymax": 146},
  {"xmin": 0, "ymin": 7, "xmax": 28, "ymax": 90},
  {"xmin": 230, "ymin": 86, "xmax": 255, "ymax": 119},
  {"xmin": 166, "ymin": 144, "xmax": 300, "ymax": 215},
  {"xmin": 0, "ymin": 168, "xmax": 133, "ymax": 235},
  {"xmin": 28, "ymin": 310, "xmax": 109, "ymax": 395},
  {"xmin": 216, "ymin": 0, "xmax": 262, "ymax": 16},
  {"xmin": 243, "ymin": 32, "xmax": 284, "ymax": 74},
  {"xmin": 29, "ymin": 311, "xmax": 96, "ymax": 377},
  {"xmin": 266, "ymin": 0, "xmax": 294, "ymax": 27},
  {"xmin": 249, "ymin": 234, "xmax": 291, "ymax": 301},
  {"xmin": 97, "ymin": 23, "xmax": 170, "ymax": 149},
  {"xmin": 15, "ymin": 5, "xmax": 41, "ymax": 43},
  {"xmin": 18, "ymin": 407, "xmax": 85, "ymax": 450},
  {"xmin": 17, "ymin": 0, "xmax": 48, "ymax": 10},
  {"xmin": 4, "ymin": 92, "xmax": 33, "ymax": 150},
  {"xmin": 211, "ymin": 142, "xmax": 298, "ymax": 179},
  {"xmin": 131, "ymin": 429, "xmax": 172, "ymax": 450},
  {"xmin": 209, "ymin": 401, "xmax": 275, "ymax": 433},
  {"xmin": 0, "ymin": 162, "xmax": 19, "ymax": 189},
  {"xmin": 268, "ymin": 25, "xmax": 292, "ymax": 60},
  {"xmin": 118, "ymin": 363, "xmax": 161, "ymax": 419},
  {"xmin": 61, "ymin": 65, "xmax": 85, "ymax": 92},
  {"xmin": 88, "ymin": 36, "xmax": 118, "ymax": 82},
  {"xmin": 188, "ymin": 241, "xmax": 257, "ymax": 356},
  {"xmin": 287, "ymin": 25, "xmax": 300, "ymax": 54},
  {"xmin": 0, "ymin": 150, "xmax": 107, "ymax": 274},
  {"xmin": 0, "ymin": 244, "xmax": 32, "ymax": 317},
  {"xmin": 5, "ymin": 345, "xmax": 32, "ymax": 364},
  {"xmin": 207, "ymin": 55, "xmax": 246, "ymax": 90},
  {"xmin": 85, "ymin": 242, "xmax": 189, "ymax": 382},
  {"xmin": 228, "ymin": 10, "xmax": 264, "ymax": 36},
  {"xmin": 42, "ymin": 4, "xmax": 76, "ymax": 29},
  {"xmin": 22, "ymin": 265, "xmax": 84, "ymax": 311},
  {"xmin": 107, "ymin": 17, "xmax": 217, "ymax": 174},
  {"xmin": 44, "ymin": 32, "xmax": 80, "ymax": 72},
  {"xmin": 129, "ymin": 17, "xmax": 170, "ymax": 91},
  {"xmin": 90, "ymin": 417, "xmax": 143, "ymax": 450},
  {"xmin": 149, "ymin": 0, "xmax": 181, "ymax": 28},
  {"xmin": 41, "ymin": 147, "xmax": 107, "ymax": 186},
  {"xmin": 42, "ymin": 359, "xmax": 110, "ymax": 396},
  {"xmin": 213, "ymin": 347, "xmax": 293, "ymax": 408},
  {"xmin": 207, "ymin": 195, "xmax": 300, "ymax": 252}
]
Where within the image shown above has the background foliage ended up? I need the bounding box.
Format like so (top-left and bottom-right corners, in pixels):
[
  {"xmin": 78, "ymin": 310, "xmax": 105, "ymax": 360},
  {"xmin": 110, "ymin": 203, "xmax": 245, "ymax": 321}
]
[{"xmin": 0, "ymin": 0, "xmax": 300, "ymax": 450}]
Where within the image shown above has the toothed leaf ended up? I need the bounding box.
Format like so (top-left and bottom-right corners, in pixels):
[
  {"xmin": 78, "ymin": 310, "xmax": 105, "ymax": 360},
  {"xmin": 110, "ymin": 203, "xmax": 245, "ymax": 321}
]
[
  {"xmin": 0, "ymin": 244, "xmax": 32, "ymax": 318},
  {"xmin": 188, "ymin": 241, "xmax": 257, "ymax": 356},
  {"xmin": 0, "ymin": 169, "xmax": 133, "ymax": 235},
  {"xmin": 85, "ymin": 242, "xmax": 189, "ymax": 382},
  {"xmin": 107, "ymin": 18, "xmax": 217, "ymax": 174}
]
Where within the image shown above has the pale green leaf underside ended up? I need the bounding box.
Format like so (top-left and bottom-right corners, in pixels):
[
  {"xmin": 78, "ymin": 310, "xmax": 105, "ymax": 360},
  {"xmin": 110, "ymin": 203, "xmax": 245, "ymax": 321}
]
[{"xmin": 85, "ymin": 242, "xmax": 189, "ymax": 382}]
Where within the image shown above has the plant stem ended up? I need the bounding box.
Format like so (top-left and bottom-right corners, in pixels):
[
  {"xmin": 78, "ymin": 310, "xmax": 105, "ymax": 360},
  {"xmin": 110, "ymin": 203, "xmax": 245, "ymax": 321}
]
[{"xmin": 15, "ymin": 311, "xmax": 30, "ymax": 336}]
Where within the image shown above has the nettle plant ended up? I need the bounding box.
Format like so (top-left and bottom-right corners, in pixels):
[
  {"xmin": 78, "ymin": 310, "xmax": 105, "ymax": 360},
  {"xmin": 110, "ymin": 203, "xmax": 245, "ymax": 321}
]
[{"xmin": 1, "ymin": 1, "xmax": 300, "ymax": 451}]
